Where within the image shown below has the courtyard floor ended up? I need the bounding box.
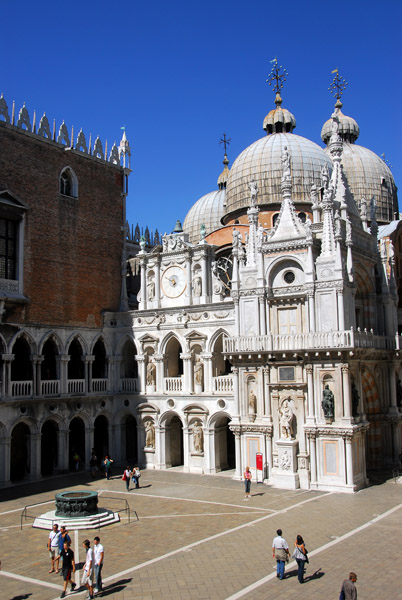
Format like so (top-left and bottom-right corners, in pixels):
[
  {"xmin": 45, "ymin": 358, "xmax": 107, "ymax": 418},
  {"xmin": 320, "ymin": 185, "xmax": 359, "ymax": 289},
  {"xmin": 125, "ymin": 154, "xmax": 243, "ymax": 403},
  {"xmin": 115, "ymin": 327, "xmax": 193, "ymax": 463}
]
[{"xmin": 0, "ymin": 468, "xmax": 401, "ymax": 599}]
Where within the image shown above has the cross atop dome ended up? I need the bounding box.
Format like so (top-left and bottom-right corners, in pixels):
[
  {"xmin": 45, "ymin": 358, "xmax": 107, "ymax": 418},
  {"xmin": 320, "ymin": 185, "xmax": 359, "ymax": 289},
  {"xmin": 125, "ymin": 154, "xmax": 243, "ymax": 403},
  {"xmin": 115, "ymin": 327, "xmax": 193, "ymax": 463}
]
[
  {"xmin": 266, "ymin": 57, "xmax": 288, "ymax": 106},
  {"xmin": 218, "ymin": 133, "xmax": 231, "ymax": 190}
]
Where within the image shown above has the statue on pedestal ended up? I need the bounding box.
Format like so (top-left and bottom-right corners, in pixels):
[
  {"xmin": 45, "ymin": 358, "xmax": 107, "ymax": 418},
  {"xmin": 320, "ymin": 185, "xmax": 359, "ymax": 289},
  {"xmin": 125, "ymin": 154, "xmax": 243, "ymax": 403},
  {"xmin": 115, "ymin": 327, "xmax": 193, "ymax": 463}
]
[
  {"xmin": 145, "ymin": 421, "xmax": 155, "ymax": 448},
  {"xmin": 192, "ymin": 420, "xmax": 204, "ymax": 453},
  {"xmin": 193, "ymin": 276, "xmax": 202, "ymax": 297},
  {"xmin": 248, "ymin": 390, "xmax": 257, "ymax": 414},
  {"xmin": 146, "ymin": 360, "xmax": 156, "ymax": 386},
  {"xmin": 147, "ymin": 276, "xmax": 155, "ymax": 301},
  {"xmin": 194, "ymin": 357, "xmax": 204, "ymax": 387},
  {"xmin": 322, "ymin": 384, "xmax": 335, "ymax": 420},
  {"xmin": 279, "ymin": 400, "xmax": 294, "ymax": 439}
]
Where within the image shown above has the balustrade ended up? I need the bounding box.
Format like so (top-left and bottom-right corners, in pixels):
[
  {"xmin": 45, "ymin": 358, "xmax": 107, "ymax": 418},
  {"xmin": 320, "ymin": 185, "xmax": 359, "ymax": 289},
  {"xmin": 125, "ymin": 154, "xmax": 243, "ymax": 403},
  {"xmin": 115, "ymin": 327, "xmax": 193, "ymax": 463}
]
[
  {"xmin": 213, "ymin": 375, "xmax": 234, "ymax": 393},
  {"xmin": 165, "ymin": 377, "xmax": 183, "ymax": 392},
  {"xmin": 41, "ymin": 380, "xmax": 60, "ymax": 396},
  {"xmin": 120, "ymin": 378, "xmax": 138, "ymax": 392},
  {"xmin": 67, "ymin": 379, "xmax": 85, "ymax": 394},
  {"xmin": 10, "ymin": 380, "xmax": 33, "ymax": 397},
  {"xmin": 92, "ymin": 378, "xmax": 108, "ymax": 393}
]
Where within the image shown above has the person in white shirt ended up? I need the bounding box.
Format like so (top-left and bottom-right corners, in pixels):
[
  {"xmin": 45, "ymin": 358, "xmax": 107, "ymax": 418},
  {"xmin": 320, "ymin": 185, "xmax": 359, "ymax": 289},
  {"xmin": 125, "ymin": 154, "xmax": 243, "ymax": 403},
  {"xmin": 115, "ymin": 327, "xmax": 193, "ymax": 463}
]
[
  {"xmin": 48, "ymin": 523, "xmax": 61, "ymax": 573},
  {"xmin": 93, "ymin": 536, "xmax": 104, "ymax": 594},
  {"xmin": 82, "ymin": 539, "xmax": 94, "ymax": 599},
  {"xmin": 272, "ymin": 528, "xmax": 289, "ymax": 580}
]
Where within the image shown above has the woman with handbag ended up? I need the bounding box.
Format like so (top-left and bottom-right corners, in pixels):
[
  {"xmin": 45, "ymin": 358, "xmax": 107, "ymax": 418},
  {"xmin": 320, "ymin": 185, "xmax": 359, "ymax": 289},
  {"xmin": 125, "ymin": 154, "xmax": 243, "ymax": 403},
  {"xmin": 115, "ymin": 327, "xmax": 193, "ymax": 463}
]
[
  {"xmin": 132, "ymin": 466, "xmax": 141, "ymax": 489},
  {"xmin": 291, "ymin": 534, "xmax": 308, "ymax": 583},
  {"xmin": 122, "ymin": 466, "xmax": 131, "ymax": 491},
  {"xmin": 243, "ymin": 466, "xmax": 252, "ymax": 499}
]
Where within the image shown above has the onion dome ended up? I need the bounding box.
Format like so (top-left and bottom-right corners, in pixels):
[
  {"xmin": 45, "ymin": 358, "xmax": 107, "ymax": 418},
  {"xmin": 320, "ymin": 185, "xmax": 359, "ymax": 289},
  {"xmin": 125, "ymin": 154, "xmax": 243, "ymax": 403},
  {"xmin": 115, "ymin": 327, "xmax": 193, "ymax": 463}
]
[
  {"xmin": 183, "ymin": 189, "xmax": 226, "ymax": 244},
  {"xmin": 321, "ymin": 99, "xmax": 359, "ymax": 144},
  {"xmin": 263, "ymin": 93, "xmax": 296, "ymax": 134},
  {"xmin": 224, "ymin": 133, "xmax": 332, "ymax": 222}
]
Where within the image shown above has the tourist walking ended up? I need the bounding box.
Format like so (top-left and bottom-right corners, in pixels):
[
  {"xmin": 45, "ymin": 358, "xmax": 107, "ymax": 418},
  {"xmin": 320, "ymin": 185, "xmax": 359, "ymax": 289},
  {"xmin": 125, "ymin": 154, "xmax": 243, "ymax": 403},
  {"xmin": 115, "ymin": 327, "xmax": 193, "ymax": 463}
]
[
  {"xmin": 340, "ymin": 572, "xmax": 358, "ymax": 599},
  {"xmin": 103, "ymin": 456, "xmax": 114, "ymax": 480},
  {"xmin": 56, "ymin": 540, "xmax": 76, "ymax": 598},
  {"xmin": 272, "ymin": 528, "xmax": 290, "ymax": 580},
  {"xmin": 291, "ymin": 534, "xmax": 308, "ymax": 583},
  {"xmin": 82, "ymin": 539, "xmax": 94, "ymax": 599},
  {"xmin": 123, "ymin": 466, "xmax": 131, "ymax": 491},
  {"xmin": 243, "ymin": 466, "xmax": 252, "ymax": 499},
  {"xmin": 93, "ymin": 536, "xmax": 104, "ymax": 594},
  {"xmin": 48, "ymin": 523, "xmax": 61, "ymax": 573},
  {"xmin": 58, "ymin": 526, "xmax": 71, "ymax": 574},
  {"xmin": 132, "ymin": 466, "xmax": 141, "ymax": 489},
  {"xmin": 90, "ymin": 452, "xmax": 98, "ymax": 479}
]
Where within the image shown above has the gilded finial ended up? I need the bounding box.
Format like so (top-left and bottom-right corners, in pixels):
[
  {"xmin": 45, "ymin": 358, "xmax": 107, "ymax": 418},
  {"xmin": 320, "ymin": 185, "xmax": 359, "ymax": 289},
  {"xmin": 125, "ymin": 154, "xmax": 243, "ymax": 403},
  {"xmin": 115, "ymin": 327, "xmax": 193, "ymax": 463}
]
[
  {"xmin": 266, "ymin": 57, "xmax": 288, "ymax": 106},
  {"xmin": 328, "ymin": 68, "xmax": 348, "ymax": 106}
]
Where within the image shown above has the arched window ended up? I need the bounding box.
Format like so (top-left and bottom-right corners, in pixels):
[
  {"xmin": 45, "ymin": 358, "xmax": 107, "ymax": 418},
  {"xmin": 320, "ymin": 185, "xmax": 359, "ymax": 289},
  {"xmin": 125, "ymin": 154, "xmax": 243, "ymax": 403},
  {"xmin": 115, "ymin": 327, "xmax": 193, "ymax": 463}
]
[
  {"xmin": 298, "ymin": 212, "xmax": 306, "ymax": 224},
  {"xmin": 272, "ymin": 213, "xmax": 279, "ymax": 227},
  {"xmin": 59, "ymin": 167, "xmax": 78, "ymax": 198}
]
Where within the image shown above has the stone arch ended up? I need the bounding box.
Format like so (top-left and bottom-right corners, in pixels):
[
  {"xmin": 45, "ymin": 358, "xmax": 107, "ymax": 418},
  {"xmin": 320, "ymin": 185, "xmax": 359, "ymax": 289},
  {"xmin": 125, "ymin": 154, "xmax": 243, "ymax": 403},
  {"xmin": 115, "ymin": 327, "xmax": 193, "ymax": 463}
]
[
  {"xmin": 0, "ymin": 333, "xmax": 7, "ymax": 353},
  {"xmin": 119, "ymin": 337, "xmax": 138, "ymax": 379},
  {"xmin": 354, "ymin": 266, "xmax": 376, "ymax": 331},
  {"xmin": 67, "ymin": 336, "xmax": 86, "ymax": 380},
  {"xmin": 69, "ymin": 415, "xmax": 86, "ymax": 471},
  {"xmin": 159, "ymin": 411, "xmax": 184, "ymax": 468},
  {"xmin": 8, "ymin": 330, "xmax": 36, "ymax": 354},
  {"xmin": 94, "ymin": 414, "xmax": 110, "ymax": 462},
  {"xmin": 162, "ymin": 334, "xmax": 183, "ymax": 377},
  {"xmin": 41, "ymin": 419, "xmax": 59, "ymax": 476},
  {"xmin": 208, "ymin": 411, "xmax": 235, "ymax": 472},
  {"xmin": 66, "ymin": 332, "xmax": 88, "ymax": 355},
  {"xmin": 10, "ymin": 420, "xmax": 31, "ymax": 481},
  {"xmin": 59, "ymin": 166, "xmax": 78, "ymax": 198},
  {"xmin": 266, "ymin": 256, "xmax": 305, "ymax": 289},
  {"xmin": 10, "ymin": 334, "xmax": 34, "ymax": 382},
  {"xmin": 41, "ymin": 336, "xmax": 60, "ymax": 383},
  {"xmin": 117, "ymin": 411, "xmax": 138, "ymax": 463},
  {"xmin": 38, "ymin": 331, "xmax": 63, "ymax": 355},
  {"xmin": 90, "ymin": 333, "xmax": 112, "ymax": 357},
  {"xmin": 92, "ymin": 337, "xmax": 108, "ymax": 379}
]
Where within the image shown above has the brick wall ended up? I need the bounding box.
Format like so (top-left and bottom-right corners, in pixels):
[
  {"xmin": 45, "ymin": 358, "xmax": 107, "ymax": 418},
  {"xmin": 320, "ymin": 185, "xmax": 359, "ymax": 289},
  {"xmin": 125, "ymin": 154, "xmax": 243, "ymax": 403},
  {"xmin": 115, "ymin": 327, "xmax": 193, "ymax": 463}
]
[{"xmin": 0, "ymin": 124, "xmax": 125, "ymax": 328}]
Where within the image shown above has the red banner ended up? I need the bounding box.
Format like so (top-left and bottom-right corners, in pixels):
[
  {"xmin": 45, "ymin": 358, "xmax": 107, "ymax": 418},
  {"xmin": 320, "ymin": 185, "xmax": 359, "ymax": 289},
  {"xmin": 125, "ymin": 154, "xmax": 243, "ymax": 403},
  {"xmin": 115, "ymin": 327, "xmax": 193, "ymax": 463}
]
[{"xmin": 256, "ymin": 452, "xmax": 263, "ymax": 471}]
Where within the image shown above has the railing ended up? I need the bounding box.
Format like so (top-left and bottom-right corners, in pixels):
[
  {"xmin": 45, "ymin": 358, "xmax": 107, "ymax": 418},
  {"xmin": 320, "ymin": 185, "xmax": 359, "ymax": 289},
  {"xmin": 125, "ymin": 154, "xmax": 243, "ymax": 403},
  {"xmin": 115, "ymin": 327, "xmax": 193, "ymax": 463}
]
[
  {"xmin": 165, "ymin": 377, "xmax": 183, "ymax": 392},
  {"xmin": 213, "ymin": 375, "xmax": 234, "ymax": 393},
  {"xmin": 11, "ymin": 380, "xmax": 33, "ymax": 397},
  {"xmin": 92, "ymin": 378, "xmax": 108, "ymax": 393},
  {"xmin": 41, "ymin": 380, "xmax": 60, "ymax": 396},
  {"xmin": 224, "ymin": 330, "xmax": 399, "ymax": 353},
  {"xmin": 120, "ymin": 378, "xmax": 137, "ymax": 392},
  {"xmin": 68, "ymin": 379, "xmax": 85, "ymax": 394}
]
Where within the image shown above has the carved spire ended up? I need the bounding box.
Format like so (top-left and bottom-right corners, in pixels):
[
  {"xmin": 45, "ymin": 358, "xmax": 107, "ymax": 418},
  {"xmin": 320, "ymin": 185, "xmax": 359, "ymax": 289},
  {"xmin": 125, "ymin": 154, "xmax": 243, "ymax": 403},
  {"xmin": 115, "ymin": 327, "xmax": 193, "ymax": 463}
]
[
  {"xmin": 245, "ymin": 182, "xmax": 259, "ymax": 267},
  {"xmin": 320, "ymin": 184, "xmax": 337, "ymax": 257},
  {"xmin": 218, "ymin": 133, "xmax": 231, "ymax": 190},
  {"xmin": 119, "ymin": 128, "xmax": 131, "ymax": 169}
]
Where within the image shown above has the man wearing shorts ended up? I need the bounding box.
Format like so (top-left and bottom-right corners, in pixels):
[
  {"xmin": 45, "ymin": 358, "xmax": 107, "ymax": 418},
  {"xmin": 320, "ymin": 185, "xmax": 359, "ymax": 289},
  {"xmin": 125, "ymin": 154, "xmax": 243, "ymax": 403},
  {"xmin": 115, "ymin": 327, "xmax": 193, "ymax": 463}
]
[
  {"xmin": 56, "ymin": 541, "xmax": 76, "ymax": 598},
  {"xmin": 48, "ymin": 524, "xmax": 61, "ymax": 573},
  {"xmin": 82, "ymin": 539, "xmax": 94, "ymax": 599}
]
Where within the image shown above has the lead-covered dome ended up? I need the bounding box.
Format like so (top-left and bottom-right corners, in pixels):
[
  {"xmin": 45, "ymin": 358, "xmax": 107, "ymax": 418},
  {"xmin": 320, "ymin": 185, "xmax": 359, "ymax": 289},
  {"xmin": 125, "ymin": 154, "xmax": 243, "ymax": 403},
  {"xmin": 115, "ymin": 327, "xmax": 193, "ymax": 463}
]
[
  {"xmin": 321, "ymin": 101, "xmax": 398, "ymax": 223},
  {"xmin": 223, "ymin": 132, "xmax": 332, "ymax": 222},
  {"xmin": 183, "ymin": 189, "xmax": 226, "ymax": 244}
]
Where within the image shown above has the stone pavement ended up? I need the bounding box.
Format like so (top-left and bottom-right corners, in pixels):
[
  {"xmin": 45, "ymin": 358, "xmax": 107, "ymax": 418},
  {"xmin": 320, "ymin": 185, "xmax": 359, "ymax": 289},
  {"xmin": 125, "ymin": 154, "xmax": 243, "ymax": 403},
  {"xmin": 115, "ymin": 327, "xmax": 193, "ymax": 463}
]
[{"xmin": 0, "ymin": 468, "xmax": 401, "ymax": 599}]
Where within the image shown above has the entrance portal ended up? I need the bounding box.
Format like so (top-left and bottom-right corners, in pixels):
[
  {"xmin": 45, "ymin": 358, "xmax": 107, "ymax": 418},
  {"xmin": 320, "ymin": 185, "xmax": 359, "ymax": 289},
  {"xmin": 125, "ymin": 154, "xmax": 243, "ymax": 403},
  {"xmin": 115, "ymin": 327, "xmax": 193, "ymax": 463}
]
[{"xmin": 169, "ymin": 416, "xmax": 184, "ymax": 467}]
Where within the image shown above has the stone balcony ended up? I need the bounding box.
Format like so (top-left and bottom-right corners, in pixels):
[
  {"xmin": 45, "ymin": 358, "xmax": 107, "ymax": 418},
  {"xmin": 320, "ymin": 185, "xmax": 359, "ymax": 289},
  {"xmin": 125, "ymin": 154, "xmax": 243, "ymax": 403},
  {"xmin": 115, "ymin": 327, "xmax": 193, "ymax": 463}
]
[{"xmin": 223, "ymin": 329, "xmax": 401, "ymax": 354}]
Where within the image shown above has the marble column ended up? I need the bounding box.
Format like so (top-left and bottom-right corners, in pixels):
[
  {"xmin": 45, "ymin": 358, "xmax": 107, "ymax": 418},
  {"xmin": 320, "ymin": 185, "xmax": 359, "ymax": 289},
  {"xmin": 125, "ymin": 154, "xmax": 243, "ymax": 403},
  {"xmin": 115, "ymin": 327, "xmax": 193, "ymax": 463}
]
[
  {"xmin": 232, "ymin": 367, "xmax": 240, "ymax": 420},
  {"xmin": 84, "ymin": 355, "xmax": 95, "ymax": 394},
  {"xmin": 154, "ymin": 256, "xmax": 161, "ymax": 308},
  {"xmin": 341, "ymin": 364, "xmax": 352, "ymax": 421},
  {"xmin": 60, "ymin": 355, "xmax": 70, "ymax": 396},
  {"xmin": 34, "ymin": 355, "xmax": 44, "ymax": 397},
  {"xmin": 85, "ymin": 427, "xmax": 94, "ymax": 469},
  {"xmin": 200, "ymin": 252, "xmax": 208, "ymax": 303},
  {"xmin": 58, "ymin": 429, "xmax": 69, "ymax": 471},
  {"xmin": 234, "ymin": 300, "xmax": 240, "ymax": 336},
  {"xmin": 337, "ymin": 290, "xmax": 345, "ymax": 330},
  {"xmin": 233, "ymin": 430, "xmax": 242, "ymax": 479},
  {"xmin": 345, "ymin": 434, "xmax": 354, "ymax": 487},
  {"xmin": 0, "ymin": 436, "xmax": 11, "ymax": 485},
  {"xmin": 263, "ymin": 367, "xmax": 272, "ymax": 421},
  {"xmin": 183, "ymin": 426, "xmax": 190, "ymax": 471},
  {"xmin": 139, "ymin": 257, "xmax": 146, "ymax": 310},
  {"xmin": 308, "ymin": 432, "xmax": 317, "ymax": 486},
  {"xmin": 181, "ymin": 353, "xmax": 192, "ymax": 394},
  {"xmin": 153, "ymin": 354, "xmax": 164, "ymax": 393},
  {"xmin": 308, "ymin": 293, "xmax": 316, "ymax": 332},
  {"xmin": 306, "ymin": 364, "xmax": 315, "ymax": 424},
  {"xmin": 185, "ymin": 255, "xmax": 192, "ymax": 304},
  {"xmin": 259, "ymin": 297, "xmax": 266, "ymax": 335},
  {"xmin": 135, "ymin": 355, "xmax": 146, "ymax": 393},
  {"xmin": 264, "ymin": 429, "xmax": 273, "ymax": 480},
  {"xmin": 3, "ymin": 354, "xmax": 14, "ymax": 398},
  {"xmin": 29, "ymin": 432, "xmax": 41, "ymax": 480},
  {"xmin": 201, "ymin": 353, "xmax": 213, "ymax": 393}
]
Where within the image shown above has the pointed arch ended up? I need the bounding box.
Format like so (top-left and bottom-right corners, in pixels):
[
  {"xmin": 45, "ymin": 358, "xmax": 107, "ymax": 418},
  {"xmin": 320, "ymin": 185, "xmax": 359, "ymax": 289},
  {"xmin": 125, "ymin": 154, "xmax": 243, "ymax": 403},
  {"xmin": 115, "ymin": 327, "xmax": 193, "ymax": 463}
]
[
  {"xmin": 60, "ymin": 166, "xmax": 78, "ymax": 198},
  {"xmin": 116, "ymin": 333, "xmax": 137, "ymax": 356},
  {"xmin": 8, "ymin": 330, "xmax": 36, "ymax": 354},
  {"xmin": 38, "ymin": 331, "xmax": 63, "ymax": 355}
]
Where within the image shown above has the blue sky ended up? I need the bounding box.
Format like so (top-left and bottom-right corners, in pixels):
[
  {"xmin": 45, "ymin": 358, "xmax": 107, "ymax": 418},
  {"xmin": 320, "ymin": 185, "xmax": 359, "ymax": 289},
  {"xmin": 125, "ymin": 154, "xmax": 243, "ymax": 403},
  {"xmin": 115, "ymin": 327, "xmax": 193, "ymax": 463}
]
[{"xmin": 1, "ymin": 0, "xmax": 401, "ymax": 236}]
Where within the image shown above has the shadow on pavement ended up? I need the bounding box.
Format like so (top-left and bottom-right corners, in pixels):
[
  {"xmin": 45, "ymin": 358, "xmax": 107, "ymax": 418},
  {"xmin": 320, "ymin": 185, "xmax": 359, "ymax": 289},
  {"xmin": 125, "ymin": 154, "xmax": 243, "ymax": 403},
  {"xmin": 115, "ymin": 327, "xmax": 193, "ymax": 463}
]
[
  {"xmin": 97, "ymin": 578, "xmax": 132, "ymax": 597},
  {"xmin": 304, "ymin": 568, "xmax": 325, "ymax": 582},
  {"xmin": 10, "ymin": 595, "xmax": 32, "ymax": 600}
]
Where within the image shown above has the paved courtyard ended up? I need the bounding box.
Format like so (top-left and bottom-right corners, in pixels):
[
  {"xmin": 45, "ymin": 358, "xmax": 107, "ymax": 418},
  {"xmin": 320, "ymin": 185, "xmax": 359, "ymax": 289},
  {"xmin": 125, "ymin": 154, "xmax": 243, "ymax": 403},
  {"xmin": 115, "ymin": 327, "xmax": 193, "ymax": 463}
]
[{"xmin": 0, "ymin": 468, "xmax": 401, "ymax": 600}]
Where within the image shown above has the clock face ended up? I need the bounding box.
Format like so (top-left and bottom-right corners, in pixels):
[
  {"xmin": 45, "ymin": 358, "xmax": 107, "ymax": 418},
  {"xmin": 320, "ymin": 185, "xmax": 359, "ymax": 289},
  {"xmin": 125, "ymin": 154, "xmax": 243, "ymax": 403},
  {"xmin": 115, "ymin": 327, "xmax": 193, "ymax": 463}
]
[{"xmin": 161, "ymin": 265, "xmax": 187, "ymax": 298}]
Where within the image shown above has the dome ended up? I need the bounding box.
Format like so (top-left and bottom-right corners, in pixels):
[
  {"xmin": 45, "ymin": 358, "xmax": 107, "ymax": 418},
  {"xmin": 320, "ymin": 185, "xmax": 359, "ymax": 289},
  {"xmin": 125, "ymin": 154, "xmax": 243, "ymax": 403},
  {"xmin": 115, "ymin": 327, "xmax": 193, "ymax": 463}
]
[
  {"xmin": 263, "ymin": 106, "xmax": 296, "ymax": 134},
  {"xmin": 224, "ymin": 133, "xmax": 333, "ymax": 221},
  {"xmin": 183, "ymin": 189, "xmax": 226, "ymax": 244},
  {"xmin": 327, "ymin": 143, "xmax": 398, "ymax": 223},
  {"xmin": 321, "ymin": 101, "xmax": 360, "ymax": 144}
]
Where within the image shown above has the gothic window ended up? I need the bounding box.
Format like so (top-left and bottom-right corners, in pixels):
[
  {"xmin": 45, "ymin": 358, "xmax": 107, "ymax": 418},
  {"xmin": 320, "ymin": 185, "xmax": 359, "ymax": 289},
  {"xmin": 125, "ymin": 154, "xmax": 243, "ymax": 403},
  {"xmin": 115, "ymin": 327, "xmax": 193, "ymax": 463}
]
[
  {"xmin": 0, "ymin": 218, "xmax": 17, "ymax": 279},
  {"xmin": 60, "ymin": 167, "xmax": 78, "ymax": 198},
  {"xmin": 272, "ymin": 213, "xmax": 279, "ymax": 227},
  {"xmin": 298, "ymin": 212, "xmax": 306, "ymax": 224}
]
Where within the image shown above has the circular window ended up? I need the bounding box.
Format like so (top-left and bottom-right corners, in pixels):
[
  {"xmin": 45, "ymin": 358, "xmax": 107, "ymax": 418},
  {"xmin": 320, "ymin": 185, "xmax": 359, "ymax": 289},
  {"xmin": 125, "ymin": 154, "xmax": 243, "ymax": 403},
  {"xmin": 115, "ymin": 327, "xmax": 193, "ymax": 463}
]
[
  {"xmin": 101, "ymin": 400, "xmax": 106, "ymax": 408},
  {"xmin": 167, "ymin": 398, "xmax": 175, "ymax": 408},
  {"xmin": 217, "ymin": 399, "xmax": 226, "ymax": 409},
  {"xmin": 124, "ymin": 399, "xmax": 129, "ymax": 407},
  {"xmin": 284, "ymin": 271, "xmax": 295, "ymax": 284},
  {"xmin": 20, "ymin": 405, "xmax": 26, "ymax": 414}
]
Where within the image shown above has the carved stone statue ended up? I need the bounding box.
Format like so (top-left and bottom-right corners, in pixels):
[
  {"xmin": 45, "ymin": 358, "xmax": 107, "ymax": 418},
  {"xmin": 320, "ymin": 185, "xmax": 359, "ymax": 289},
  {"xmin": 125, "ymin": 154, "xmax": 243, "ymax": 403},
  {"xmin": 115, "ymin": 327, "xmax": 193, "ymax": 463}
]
[
  {"xmin": 281, "ymin": 146, "xmax": 291, "ymax": 179},
  {"xmin": 194, "ymin": 357, "xmax": 204, "ymax": 386},
  {"xmin": 192, "ymin": 420, "xmax": 204, "ymax": 453},
  {"xmin": 257, "ymin": 224, "xmax": 265, "ymax": 245},
  {"xmin": 322, "ymin": 384, "xmax": 335, "ymax": 420},
  {"xmin": 145, "ymin": 421, "xmax": 155, "ymax": 448},
  {"xmin": 321, "ymin": 164, "xmax": 329, "ymax": 190},
  {"xmin": 232, "ymin": 228, "xmax": 242, "ymax": 251},
  {"xmin": 304, "ymin": 216, "xmax": 312, "ymax": 241},
  {"xmin": 147, "ymin": 277, "xmax": 155, "ymax": 301},
  {"xmin": 279, "ymin": 400, "xmax": 294, "ymax": 439},
  {"xmin": 193, "ymin": 276, "xmax": 202, "ymax": 297},
  {"xmin": 249, "ymin": 180, "xmax": 258, "ymax": 203},
  {"xmin": 311, "ymin": 182, "xmax": 319, "ymax": 207},
  {"xmin": 146, "ymin": 360, "xmax": 156, "ymax": 386},
  {"xmin": 200, "ymin": 223, "xmax": 206, "ymax": 240},
  {"xmin": 360, "ymin": 198, "xmax": 367, "ymax": 220},
  {"xmin": 248, "ymin": 390, "xmax": 257, "ymax": 414},
  {"xmin": 280, "ymin": 449, "xmax": 291, "ymax": 471},
  {"xmin": 351, "ymin": 382, "xmax": 360, "ymax": 417}
]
